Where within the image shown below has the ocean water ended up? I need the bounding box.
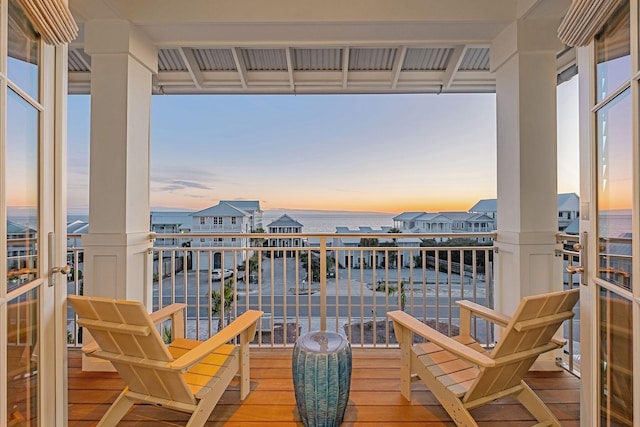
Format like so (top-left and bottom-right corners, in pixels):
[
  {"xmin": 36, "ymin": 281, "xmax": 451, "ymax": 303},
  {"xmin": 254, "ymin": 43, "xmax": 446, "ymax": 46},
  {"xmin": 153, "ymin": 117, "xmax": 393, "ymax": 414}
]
[
  {"xmin": 598, "ymin": 211, "xmax": 632, "ymax": 238},
  {"xmin": 7, "ymin": 209, "xmax": 633, "ymax": 236},
  {"xmin": 262, "ymin": 210, "xmax": 395, "ymax": 233},
  {"xmin": 10, "ymin": 210, "xmax": 396, "ymax": 233}
]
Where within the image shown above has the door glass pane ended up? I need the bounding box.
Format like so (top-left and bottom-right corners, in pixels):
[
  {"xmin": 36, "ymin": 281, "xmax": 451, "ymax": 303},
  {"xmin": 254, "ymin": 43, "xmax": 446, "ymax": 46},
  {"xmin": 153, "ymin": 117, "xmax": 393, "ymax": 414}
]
[
  {"xmin": 7, "ymin": 289, "xmax": 40, "ymax": 426},
  {"xmin": 595, "ymin": 3, "xmax": 630, "ymax": 103},
  {"xmin": 7, "ymin": 0, "xmax": 39, "ymax": 101},
  {"xmin": 596, "ymin": 89, "xmax": 632, "ymax": 290},
  {"xmin": 599, "ymin": 287, "xmax": 633, "ymax": 426},
  {"xmin": 7, "ymin": 89, "xmax": 39, "ymax": 292}
]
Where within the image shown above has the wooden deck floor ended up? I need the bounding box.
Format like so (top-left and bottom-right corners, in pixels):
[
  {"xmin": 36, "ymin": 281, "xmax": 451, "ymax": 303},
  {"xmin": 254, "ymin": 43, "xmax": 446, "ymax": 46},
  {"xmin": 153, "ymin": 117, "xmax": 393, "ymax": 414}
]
[{"xmin": 67, "ymin": 348, "xmax": 580, "ymax": 426}]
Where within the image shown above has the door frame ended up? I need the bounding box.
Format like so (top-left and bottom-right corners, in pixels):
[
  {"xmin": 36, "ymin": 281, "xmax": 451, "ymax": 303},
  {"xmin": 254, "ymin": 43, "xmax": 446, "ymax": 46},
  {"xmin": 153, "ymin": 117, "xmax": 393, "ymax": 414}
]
[
  {"xmin": 578, "ymin": 1, "xmax": 640, "ymax": 424},
  {"xmin": 1, "ymin": 1, "xmax": 68, "ymax": 423}
]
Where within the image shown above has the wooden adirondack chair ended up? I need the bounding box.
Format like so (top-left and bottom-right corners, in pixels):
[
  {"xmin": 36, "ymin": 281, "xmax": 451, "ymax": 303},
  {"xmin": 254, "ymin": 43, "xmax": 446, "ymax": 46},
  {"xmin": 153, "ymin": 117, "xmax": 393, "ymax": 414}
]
[
  {"xmin": 68, "ymin": 295, "xmax": 263, "ymax": 427},
  {"xmin": 388, "ymin": 288, "xmax": 579, "ymax": 427}
]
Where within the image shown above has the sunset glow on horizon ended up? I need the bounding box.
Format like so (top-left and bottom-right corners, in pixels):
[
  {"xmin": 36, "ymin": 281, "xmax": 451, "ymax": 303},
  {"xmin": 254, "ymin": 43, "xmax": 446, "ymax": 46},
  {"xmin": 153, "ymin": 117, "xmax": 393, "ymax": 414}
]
[{"xmin": 65, "ymin": 80, "xmax": 580, "ymax": 216}]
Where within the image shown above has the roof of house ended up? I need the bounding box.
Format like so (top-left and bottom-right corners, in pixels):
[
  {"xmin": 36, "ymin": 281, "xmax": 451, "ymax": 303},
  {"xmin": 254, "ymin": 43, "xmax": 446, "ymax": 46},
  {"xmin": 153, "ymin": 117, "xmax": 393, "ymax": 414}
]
[
  {"xmin": 469, "ymin": 199, "xmax": 497, "ymax": 212},
  {"xmin": 564, "ymin": 218, "xmax": 579, "ymax": 234},
  {"xmin": 440, "ymin": 212, "xmax": 493, "ymax": 222},
  {"xmin": 7, "ymin": 221, "xmax": 34, "ymax": 234},
  {"xmin": 67, "ymin": 220, "xmax": 89, "ymax": 234},
  {"xmin": 415, "ymin": 212, "xmax": 447, "ymax": 221},
  {"xmin": 192, "ymin": 202, "xmax": 250, "ymax": 217},
  {"xmin": 220, "ymin": 200, "xmax": 261, "ymax": 212},
  {"xmin": 469, "ymin": 193, "xmax": 580, "ymax": 213},
  {"xmin": 150, "ymin": 211, "xmax": 193, "ymax": 229},
  {"xmin": 558, "ymin": 193, "xmax": 579, "ymax": 210},
  {"xmin": 334, "ymin": 226, "xmax": 419, "ymax": 245},
  {"xmin": 392, "ymin": 212, "xmax": 425, "ymax": 221},
  {"xmin": 267, "ymin": 214, "xmax": 303, "ymax": 228}
]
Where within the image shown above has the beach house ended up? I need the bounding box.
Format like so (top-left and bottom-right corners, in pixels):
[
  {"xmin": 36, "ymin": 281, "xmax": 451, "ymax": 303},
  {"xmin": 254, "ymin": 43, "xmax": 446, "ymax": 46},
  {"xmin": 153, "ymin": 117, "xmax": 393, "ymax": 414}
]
[
  {"xmin": 393, "ymin": 211, "xmax": 495, "ymax": 242},
  {"xmin": 150, "ymin": 211, "xmax": 192, "ymax": 246},
  {"xmin": 190, "ymin": 200, "xmax": 262, "ymax": 269},
  {"xmin": 266, "ymin": 214, "xmax": 303, "ymax": 258},
  {"xmin": 468, "ymin": 192, "xmax": 580, "ymax": 231}
]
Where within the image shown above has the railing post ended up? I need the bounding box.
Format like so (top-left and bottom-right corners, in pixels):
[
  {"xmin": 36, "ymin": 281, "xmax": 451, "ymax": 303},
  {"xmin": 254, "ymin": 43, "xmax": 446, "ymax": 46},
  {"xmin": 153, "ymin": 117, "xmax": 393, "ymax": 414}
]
[{"xmin": 320, "ymin": 236, "xmax": 327, "ymax": 331}]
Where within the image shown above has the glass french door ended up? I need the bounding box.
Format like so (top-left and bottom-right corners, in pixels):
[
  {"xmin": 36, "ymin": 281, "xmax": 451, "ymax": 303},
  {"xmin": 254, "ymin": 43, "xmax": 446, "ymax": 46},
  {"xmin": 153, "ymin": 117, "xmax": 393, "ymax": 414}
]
[
  {"xmin": 2, "ymin": 0, "xmax": 67, "ymax": 425},
  {"xmin": 583, "ymin": 2, "xmax": 639, "ymax": 426}
]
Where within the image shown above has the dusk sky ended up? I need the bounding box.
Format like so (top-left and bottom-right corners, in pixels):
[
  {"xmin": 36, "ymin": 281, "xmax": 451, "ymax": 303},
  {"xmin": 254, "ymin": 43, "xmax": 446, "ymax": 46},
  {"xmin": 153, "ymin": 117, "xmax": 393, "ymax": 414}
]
[{"xmin": 66, "ymin": 77, "xmax": 579, "ymax": 214}]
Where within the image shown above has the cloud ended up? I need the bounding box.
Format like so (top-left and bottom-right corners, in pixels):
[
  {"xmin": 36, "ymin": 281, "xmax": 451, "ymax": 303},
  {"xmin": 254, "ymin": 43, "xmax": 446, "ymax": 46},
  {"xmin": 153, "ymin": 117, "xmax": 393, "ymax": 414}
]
[
  {"xmin": 151, "ymin": 166, "xmax": 218, "ymax": 193},
  {"xmin": 170, "ymin": 180, "xmax": 210, "ymax": 190},
  {"xmin": 157, "ymin": 180, "xmax": 211, "ymax": 192}
]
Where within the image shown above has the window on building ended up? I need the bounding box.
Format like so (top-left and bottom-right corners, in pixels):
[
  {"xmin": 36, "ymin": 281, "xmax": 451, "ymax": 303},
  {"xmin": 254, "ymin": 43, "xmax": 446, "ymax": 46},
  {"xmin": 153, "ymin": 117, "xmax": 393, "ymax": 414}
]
[
  {"xmin": 231, "ymin": 217, "xmax": 237, "ymax": 225},
  {"xmin": 200, "ymin": 217, "xmax": 205, "ymax": 225},
  {"xmin": 214, "ymin": 217, "xmax": 222, "ymax": 225}
]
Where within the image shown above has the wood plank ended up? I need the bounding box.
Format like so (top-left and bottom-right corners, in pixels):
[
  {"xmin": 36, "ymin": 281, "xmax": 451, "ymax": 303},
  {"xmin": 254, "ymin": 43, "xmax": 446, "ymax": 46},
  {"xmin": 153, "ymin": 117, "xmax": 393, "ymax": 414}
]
[{"xmin": 66, "ymin": 348, "xmax": 580, "ymax": 426}]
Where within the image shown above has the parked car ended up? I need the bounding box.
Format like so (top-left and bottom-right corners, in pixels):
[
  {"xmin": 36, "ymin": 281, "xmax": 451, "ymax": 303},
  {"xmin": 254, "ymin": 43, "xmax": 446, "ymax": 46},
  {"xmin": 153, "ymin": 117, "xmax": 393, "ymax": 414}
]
[{"xmin": 212, "ymin": 268, "xmax": 234, "ymax": 281}]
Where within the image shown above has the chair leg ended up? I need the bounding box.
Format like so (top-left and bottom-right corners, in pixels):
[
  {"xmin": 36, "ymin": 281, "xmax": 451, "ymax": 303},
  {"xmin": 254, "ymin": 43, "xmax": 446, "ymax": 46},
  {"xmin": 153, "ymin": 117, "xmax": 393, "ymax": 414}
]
[
  {"xmin": 398, "ymin": 327, "xmax": 413, "ymax": 401},
  {"xmin": 97, "ymin": 389, "xmax": 135, "ymax": 427},
  {"xmin": 516, "ymin": 381, "xmax": 561, "ymax": 427},
  {"xmin": 412, "ymin": 357, "xmax": 478, "ymax": 427},
  {"xmin": 185, "ymin": 391, "xmax": 225, "ymax": 427},
  {"xmin": 239, "ymin": 332, "xmax": 251, "ymax": 400}
]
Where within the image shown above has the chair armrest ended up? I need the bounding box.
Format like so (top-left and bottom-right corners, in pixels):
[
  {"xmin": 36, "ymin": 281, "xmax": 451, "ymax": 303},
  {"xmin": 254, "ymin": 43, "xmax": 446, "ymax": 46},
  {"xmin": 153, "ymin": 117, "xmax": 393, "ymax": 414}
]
[
  {"xmin": 150, "ymin": 303, "xmax": 187, "ymax": 340},
  {"xmin": 388, "ymin": 310, "xmax": 495, "ymax": 368},
  {"xmin": 149, "ymin": 303, "xmax": 187, "ymax": 324},
  {"xmin": 170, "ymin": 310, "xmax": 263, "ymax": 371},
  {"xmin": 456, "ymin": 300, "xmax": 510, "ymax": 328},
  {"xmin": 82, "ymin": 340, "xmax": 100, "ymax": 355}
]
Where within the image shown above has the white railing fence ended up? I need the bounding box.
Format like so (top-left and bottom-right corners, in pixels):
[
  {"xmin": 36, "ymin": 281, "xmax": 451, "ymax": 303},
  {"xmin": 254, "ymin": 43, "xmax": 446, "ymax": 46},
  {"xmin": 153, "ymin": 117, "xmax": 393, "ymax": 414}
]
[
  {"xmin": 556, "ymin": 233, "xmax": 582, "ymax": 377},
  {"xmin": 66, "ymin": 232, "xmax": 497, "ymax": 349},
  {"xmin": 149, "ymin": 233, "xmax": 496, "ymax": 348}
]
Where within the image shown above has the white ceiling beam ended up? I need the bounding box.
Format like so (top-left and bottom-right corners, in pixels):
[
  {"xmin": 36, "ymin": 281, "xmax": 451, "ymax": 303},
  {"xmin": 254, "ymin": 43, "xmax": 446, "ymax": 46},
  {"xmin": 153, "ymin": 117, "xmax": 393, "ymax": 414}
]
[
  {"xmin": 231, "ymin": 47, "xmax": 249, "ymax": 89},
  {"xmin": 342, "ymin": 46, "xmax": 350, "ymax": 89},
  {"xmin": 441, "ymin": 45, "xmax": 466, "ymax": 90},
  {"xmin": 178, "ymin": 47, "xmax": 205, "ymax": 89},
  {"xmin": 285, "ymin": 47, "xmax": 295, "ymax": 91},
  {"xmin": 391, "ymin": 46, "xmax": 407, "ymax": 89}
]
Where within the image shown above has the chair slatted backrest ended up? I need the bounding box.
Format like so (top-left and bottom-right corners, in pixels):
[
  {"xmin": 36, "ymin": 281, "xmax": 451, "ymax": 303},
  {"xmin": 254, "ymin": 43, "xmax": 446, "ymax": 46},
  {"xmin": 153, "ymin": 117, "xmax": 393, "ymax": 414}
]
[
  {"xmin": 69, "ymin": 295, "xmax": 195, "ymax": 405},
  {"xmin": 463, "ymin": 288, "xmax": 579, "ymax": 403}
]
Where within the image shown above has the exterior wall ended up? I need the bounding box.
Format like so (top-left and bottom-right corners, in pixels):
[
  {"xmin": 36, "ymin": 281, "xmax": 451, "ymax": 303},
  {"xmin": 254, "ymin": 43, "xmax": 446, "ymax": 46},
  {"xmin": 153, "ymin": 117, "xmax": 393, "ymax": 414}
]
[
  {"xmin": 191, "ymin": 215, "xmax": 247, "ymax": 233},
  {"xmin": 267, "ymin": 225, "xmax": 302, "ymax": 257}
]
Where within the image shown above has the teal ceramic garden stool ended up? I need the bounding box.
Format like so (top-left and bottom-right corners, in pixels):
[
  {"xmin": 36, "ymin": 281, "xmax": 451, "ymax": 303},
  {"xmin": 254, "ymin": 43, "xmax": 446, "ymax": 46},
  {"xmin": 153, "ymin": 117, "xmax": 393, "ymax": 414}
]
[{"xmin": 292, "ymin": 331, "xmax": 352, "ymax": 427}]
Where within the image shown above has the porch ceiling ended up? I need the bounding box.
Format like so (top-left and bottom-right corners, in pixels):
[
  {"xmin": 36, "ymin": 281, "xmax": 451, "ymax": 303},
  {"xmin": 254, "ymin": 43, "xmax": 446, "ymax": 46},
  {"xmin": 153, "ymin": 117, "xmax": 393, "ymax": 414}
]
[{"xmin": 67, "ymin": 0, "xmax": 575, "ymax": 95}]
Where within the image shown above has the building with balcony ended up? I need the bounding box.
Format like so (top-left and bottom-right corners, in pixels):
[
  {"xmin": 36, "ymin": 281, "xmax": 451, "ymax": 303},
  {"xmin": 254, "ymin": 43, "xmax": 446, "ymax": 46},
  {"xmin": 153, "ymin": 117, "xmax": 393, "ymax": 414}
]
[
  {"xmin": 393, "ymin": 211, "xmax": 495, "ymax": 242},
  {"xmin": 150, "ymin": 211, "xmax": 192, "ymax": 247},
  {"xmin": 468, "ymin": 193, "xmax": 580, "ymax": 231},
  {"xmin": 190, "ymin": 201, "xmax": 262, "ymax": 269},
  {"xmin": 266, "ymin": 214, "xmax": 303, "ymax": 258},
  {"xmin": 191, "ymin": 201, "xmax": 262, "ymax": 234},
  {"xmin": 332, "ymin": 226, "xmax": 422, "ymax": 269}
]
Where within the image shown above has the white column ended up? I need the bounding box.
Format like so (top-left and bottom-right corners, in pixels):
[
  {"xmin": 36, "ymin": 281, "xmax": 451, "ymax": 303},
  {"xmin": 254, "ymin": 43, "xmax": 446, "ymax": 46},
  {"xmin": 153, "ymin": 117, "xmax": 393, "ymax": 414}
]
[
  {"xmin": 81, "ymin": 21, "xmax": 157, "ymax": 309},
  {"xmin": 491, "ymin": 19, "xmax": 564, "ymax": 367}
]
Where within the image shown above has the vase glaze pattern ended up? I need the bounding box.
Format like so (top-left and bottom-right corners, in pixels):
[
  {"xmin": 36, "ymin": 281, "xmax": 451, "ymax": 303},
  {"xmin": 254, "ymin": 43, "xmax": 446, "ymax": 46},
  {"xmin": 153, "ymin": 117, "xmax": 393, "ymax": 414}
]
[{"xmin": 292, "ymin": 331, "xmax": 352, "ymax": 427}]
